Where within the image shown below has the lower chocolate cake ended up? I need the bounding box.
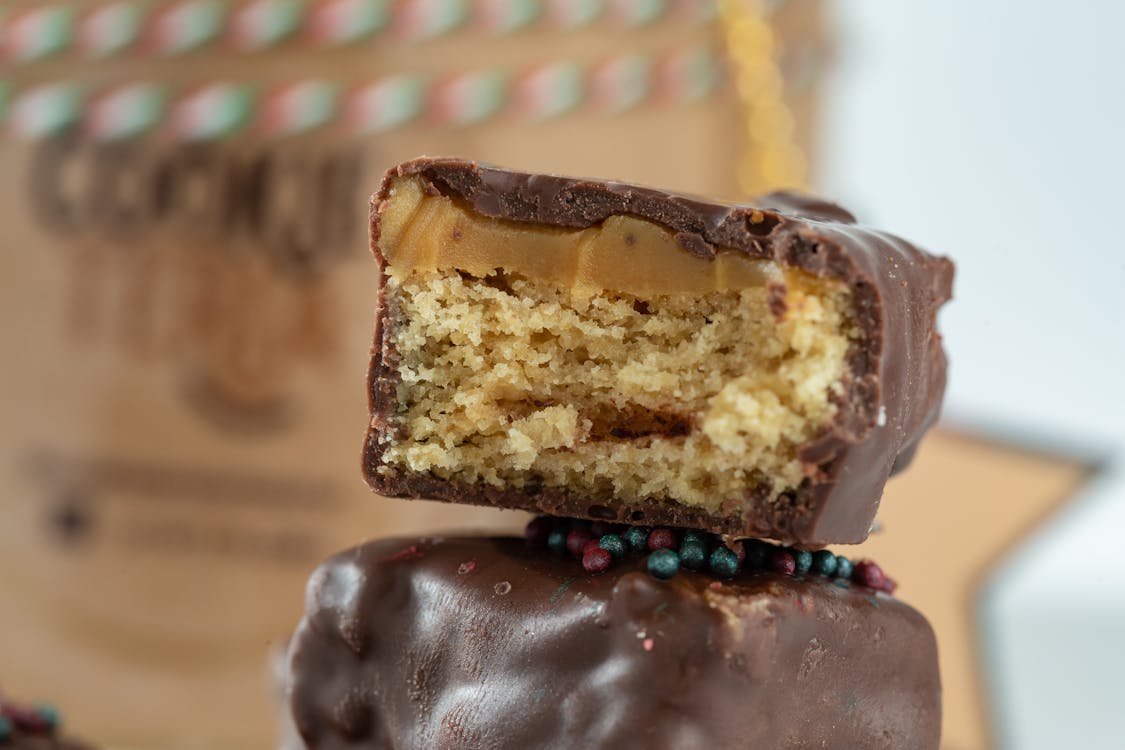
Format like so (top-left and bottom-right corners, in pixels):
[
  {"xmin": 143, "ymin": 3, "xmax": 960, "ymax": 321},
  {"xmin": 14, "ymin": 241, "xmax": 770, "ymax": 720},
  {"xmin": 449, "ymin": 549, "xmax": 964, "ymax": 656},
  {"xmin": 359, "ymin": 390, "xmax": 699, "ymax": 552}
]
[{"xmin": 286, "ymin": 528, "xmax": 940, "ymax": 749}]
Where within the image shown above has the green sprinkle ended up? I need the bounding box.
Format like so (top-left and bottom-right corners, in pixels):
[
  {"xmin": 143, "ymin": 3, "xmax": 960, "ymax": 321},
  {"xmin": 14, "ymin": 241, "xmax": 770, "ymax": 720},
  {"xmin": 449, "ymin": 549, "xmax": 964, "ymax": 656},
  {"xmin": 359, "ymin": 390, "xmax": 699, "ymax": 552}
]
[
  {"xmin": 792, "ymin": 549, "xmax": 813, "ymax": 574},
  {"xmin": 598, "ymin": 534, "xmax": 626, "ymax": 560},
  {"xmin": 647, "ymin": 549, "xmax": 680, "ymax": 579},
  {"xmin": 835, "ymin": 556, "xmax": 854, "ymax": 580},
  {"xmin": 547, "ymin": 529, "xmax": 567, "ymax": 554},
  {"xmin": 811, "ymin": 550, "xmax": 838, "ymax": 576},
  {"xmin": 709, "ymin": 546, "xmax": 740, "ymax": 579},
  {"xmin": 623, "ymin": 526, "xmax": 649, "ymax": 553},
  {"xmin": 0, "ymin": 717, "xmax": 11, "ymax": 742}
]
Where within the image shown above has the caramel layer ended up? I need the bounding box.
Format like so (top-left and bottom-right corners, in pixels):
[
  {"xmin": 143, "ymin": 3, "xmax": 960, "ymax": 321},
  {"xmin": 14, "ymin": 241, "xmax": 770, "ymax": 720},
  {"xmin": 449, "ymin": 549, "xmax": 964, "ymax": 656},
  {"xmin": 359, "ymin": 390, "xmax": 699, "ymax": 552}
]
[{"xmin": 379, "ymin": 176, "xmax": 790, "ymax": 297}]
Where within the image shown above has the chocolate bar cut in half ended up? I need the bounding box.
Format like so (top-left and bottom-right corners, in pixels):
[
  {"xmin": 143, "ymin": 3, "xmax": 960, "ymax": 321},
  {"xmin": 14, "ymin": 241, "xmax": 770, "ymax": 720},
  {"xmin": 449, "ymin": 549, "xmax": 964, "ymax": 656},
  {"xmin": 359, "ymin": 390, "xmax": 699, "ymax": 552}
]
[{"xmin": 363, "ymin": 158, "xmax": 953, "ymax": 545}]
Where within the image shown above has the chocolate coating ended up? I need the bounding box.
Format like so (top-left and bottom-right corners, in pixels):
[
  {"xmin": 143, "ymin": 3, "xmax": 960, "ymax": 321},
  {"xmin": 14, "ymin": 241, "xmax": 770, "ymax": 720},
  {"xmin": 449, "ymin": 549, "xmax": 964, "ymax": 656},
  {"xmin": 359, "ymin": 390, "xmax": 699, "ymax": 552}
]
[
  {"xmin": 287, "ymin": 535, "xmax": 941, "ymax": 749},
  {"xmin": 364, "ymin": 158, "xmax": 954, "ymax": 545}
]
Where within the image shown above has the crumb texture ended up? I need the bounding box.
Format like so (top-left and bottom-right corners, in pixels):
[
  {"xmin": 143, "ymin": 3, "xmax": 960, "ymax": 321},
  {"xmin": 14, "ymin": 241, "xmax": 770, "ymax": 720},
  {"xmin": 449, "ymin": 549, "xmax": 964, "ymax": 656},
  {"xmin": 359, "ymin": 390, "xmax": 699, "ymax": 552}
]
[{"xmin": 377, "ymin": 266, "xmax": 856, "ymax": 511}]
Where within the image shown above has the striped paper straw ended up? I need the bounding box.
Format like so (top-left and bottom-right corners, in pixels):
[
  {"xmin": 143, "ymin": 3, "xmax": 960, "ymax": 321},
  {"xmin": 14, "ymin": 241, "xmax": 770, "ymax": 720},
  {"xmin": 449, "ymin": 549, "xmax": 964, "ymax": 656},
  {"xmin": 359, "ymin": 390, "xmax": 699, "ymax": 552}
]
[
  {"xmin": 589, "ymin": 53, "xmax": 651, "ymax": 112},
  {"xmin": 230, "ymin": 0, "xmax": 304, "ymax": 51},
  {"xmin": 3, "ymin": 6, "xmax": 74, "ymax": 63},
  {"xmin": 86, "ymin": 83, "xmax": 168, "ymax": 141},
  {"xmin": 168, "ymin": 81, "xmax": 253, "ymax": 139},
  {"xmin": 395, "ymin": 0, "xmax": 469, "ymax": 41},
  {"xmin": 80, "ymin": 2, "xmax": 143, "ymax": 58},
  {"xmin": 147, "ymin": 0, "xmax": 225, "ymax": 56},
  {"xmin": 429, "ymin": 69, "xmax": 506, "ymax": 126},
  {"xmin": 8, "ymin": 83, "xmax": 82, "ymax": 139},
  {"xmin": 306, "ymin": 0, "xmax": 388, "ymax": 46},
  {"xmin": 343, "ymin": 75, "xmax": 425, "ymax": 133},
  {"xmin": 513, "ymin": 61, "xmax": 583, "ymax": 121},
  {"xmin": 259, "ymin": 79, "xmax": 339, "ymax": 135}
]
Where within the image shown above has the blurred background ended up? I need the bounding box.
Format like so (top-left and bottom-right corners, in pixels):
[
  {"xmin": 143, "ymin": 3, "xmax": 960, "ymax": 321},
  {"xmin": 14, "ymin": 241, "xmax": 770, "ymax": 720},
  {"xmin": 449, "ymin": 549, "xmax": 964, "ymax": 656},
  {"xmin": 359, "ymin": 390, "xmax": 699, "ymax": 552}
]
[{"xmin": 1, "ymin": 1, "xmax": 1122, "ymax": 748}]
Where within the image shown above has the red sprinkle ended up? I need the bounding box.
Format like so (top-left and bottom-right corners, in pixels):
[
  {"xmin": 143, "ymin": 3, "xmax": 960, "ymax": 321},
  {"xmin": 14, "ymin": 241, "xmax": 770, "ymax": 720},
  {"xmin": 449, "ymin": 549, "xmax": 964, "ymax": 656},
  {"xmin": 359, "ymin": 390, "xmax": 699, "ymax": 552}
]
[
  {"xmin": 642, "ymin": 638, "xmax": 655, "ymax": 651},
  {"xmin": 582, "ymin": 539, "xmax": 602, "ymax": 556},
  {"xmin": 582, "ymin": 546, "xmax": 612, "ymax": 574},
  {"xmin": 566, "ymin": 528, "xmax": 593, "ymax": 558},
  {"xmin": 524, "ymin": 516, "xmax": 553, "ymax": 546},
  {"xmin": 647, "ymin": 528, "xmax": 677, "ymax": 551},
  {"xmin": 457, "ymin": 561, "xmax": 476, "ymax": 575},
  {"xmin": 2, "ymin": 706, "xmax": 50, "ymax": 733},
  {"xmin": 853, "ymin": 560, "xmax": 889, "ymax": 592},
  {"xmin": 770, "ymin": 549, "xmax": 796, "ymax": 575}
]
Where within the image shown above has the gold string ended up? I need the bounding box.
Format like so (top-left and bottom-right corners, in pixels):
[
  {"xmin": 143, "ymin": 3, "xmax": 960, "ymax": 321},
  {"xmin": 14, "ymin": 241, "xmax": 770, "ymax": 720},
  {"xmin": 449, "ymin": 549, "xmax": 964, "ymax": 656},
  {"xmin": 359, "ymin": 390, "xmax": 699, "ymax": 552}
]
[{"xmin": 717, "ymin": 0, "xmax": 808, "ymax": 195}]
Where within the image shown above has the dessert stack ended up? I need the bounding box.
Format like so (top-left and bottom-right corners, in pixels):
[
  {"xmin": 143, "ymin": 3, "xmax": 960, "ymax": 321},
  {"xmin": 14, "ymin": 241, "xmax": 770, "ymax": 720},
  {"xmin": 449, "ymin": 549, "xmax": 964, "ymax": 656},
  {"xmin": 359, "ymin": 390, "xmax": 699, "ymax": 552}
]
[{"xmin": 285, "ymin": 158, "xmax": 954, "ymax": 749}]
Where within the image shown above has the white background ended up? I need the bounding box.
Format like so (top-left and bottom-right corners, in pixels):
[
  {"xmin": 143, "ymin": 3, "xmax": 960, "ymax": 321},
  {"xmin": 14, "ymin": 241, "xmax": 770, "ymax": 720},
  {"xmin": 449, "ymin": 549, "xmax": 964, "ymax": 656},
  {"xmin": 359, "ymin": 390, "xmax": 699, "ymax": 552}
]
[{"xmin": 820, "ymin": 4, "xmax": 1125, "ymax": 748}]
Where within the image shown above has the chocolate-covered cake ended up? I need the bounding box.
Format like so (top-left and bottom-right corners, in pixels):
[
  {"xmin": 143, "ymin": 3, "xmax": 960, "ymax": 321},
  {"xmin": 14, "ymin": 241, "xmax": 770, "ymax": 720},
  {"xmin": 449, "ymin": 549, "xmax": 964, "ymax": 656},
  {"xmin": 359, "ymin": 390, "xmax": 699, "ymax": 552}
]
[
  {"xmin": 288, "ymin": 533, "xmax": 939, "ymax": 749},
  {"xmin": 363, "ymin": 158, "xmax": 952, "ymax": 546},
  {"xmin": 286, "ymin": 159, "xmax": 951, "ymax": 749}
]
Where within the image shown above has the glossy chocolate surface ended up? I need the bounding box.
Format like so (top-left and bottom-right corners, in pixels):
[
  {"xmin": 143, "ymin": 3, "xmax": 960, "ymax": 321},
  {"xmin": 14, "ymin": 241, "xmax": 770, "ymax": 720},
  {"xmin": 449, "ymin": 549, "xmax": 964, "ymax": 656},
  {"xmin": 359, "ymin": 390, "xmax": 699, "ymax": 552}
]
[{"xmin": 287, "ymin": 535, "xmax": 941, "ymax": 749}]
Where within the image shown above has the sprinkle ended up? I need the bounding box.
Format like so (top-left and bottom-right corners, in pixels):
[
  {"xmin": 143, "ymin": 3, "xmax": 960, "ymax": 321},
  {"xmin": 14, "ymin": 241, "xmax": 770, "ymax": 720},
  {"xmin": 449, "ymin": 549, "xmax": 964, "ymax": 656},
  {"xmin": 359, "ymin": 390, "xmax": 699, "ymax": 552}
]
[
  {"xmin": 597, "ymin": 534, "xmax": 626, "ymax": 560},
  {"xmin": 792, "ymin": 549, "xmax": 813, "ymax": 574},
  {"xmin": 708, "ymin": 580, "xmax": 723, "ymax": 590},
  {"xmin": 457, "ymin": 561, "xmax": 476, "ymax": 575},
  {"xmin": 565, "ymin": 528, "xmax": 593, "ymax": 558},
  {"xmin": 647, "ymin": 548, "xmax": 680, "ymax": 579},
  {"xmin": 547, "ymin": 529, "xmax": 567, "ymax": 554},
  {"xmin": 0, "ymin": 717, "xmax": 10, "ymax": 742},
  {"xmin": 35, "ymin": 705, "xmax": 59, "ymax": 732},
  {"xmin": 852, "ymin": 560, "xmax": 889, "ymax": 592},
  {"xmin": 646, "ymin": 528, "xmax": 676, "ymax": 551},
  {"xmin": 642, "ymin": 637, "xmax": 655, "ymax": 651},
  {"xmin": 835, "ymin": 556, "xmax": 854, "ymax": 581},
  {"xmin": 582, "ymin": 539, "xmax": 602, "ymax": 556},
  {"xmin": 769, "ymin": 549, "xmax": 796, "ymax": 576},
  {"xmin": 623, "ymin": 526, "xmax": 649, "ymax": 553},
  {"xmin": 525, "ymin": 516, "xmax": 552, "ymax": 546},
  {"xmin": 582, "ymin": 546, "xmax": 612, "ymax": 574},
  {"xmin": 679, "ymin": 538, "xmax": 708, "ymax": 570},
  {"xmin": 709, "ymin": 546, "xmax": 740, "ymax": 579},
  {"xmin": 811, "ymin": 549, "xmax": 838, "ymax": 577},
  {"xmin": 494, "ymin": 581, "xmax": 512, "ymax": 595}
]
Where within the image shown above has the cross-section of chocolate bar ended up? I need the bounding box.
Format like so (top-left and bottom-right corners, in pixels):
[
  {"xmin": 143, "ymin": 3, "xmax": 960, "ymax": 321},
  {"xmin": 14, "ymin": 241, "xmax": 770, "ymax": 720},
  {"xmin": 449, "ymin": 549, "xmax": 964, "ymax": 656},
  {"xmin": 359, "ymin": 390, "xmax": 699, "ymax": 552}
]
[{"xmin": 363, "ymin": 158, "xmax": 953, "ymax": 545}]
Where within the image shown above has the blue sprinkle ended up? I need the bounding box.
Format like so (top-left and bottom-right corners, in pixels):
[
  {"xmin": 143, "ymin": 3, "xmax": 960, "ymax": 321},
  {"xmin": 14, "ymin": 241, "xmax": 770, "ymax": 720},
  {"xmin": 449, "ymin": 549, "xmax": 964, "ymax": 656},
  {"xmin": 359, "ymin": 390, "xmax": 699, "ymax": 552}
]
[
  {"xmin": 0, "ymin": 717, "xmax": 11, "ymax": 742},
  {"xmin": 835, "ymin": 556, "xmax": 854, "ymax": 580},
  {"xmin": 792, "ymin": 549, "xmax": 813, "ymax": 574}
]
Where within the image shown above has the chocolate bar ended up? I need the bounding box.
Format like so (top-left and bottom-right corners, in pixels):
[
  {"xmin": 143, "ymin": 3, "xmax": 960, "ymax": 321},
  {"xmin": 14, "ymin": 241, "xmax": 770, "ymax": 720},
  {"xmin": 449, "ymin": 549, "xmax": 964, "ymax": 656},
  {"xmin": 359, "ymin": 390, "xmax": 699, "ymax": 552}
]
[
  {"xmin": 287, "ymin": 535, "xmax": 941, "ymax": 749},
  {"xmin": 363, "ymin": 158, "xmax": 953, "ymax": 545}
]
